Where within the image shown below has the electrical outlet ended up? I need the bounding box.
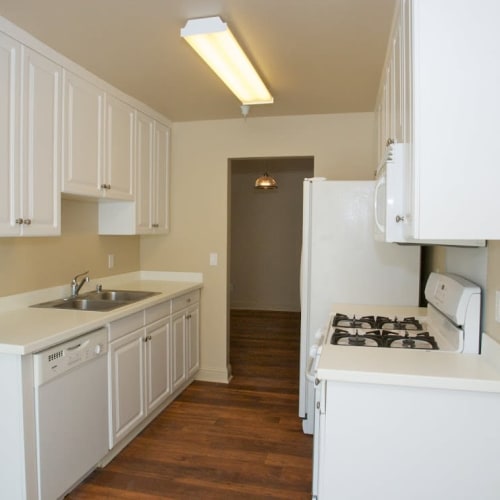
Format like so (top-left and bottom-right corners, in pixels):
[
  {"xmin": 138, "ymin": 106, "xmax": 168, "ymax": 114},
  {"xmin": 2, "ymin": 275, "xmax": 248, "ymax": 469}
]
[{"xmin": 108, "ymin": 254, "xmax": 115, "ymax": 269}]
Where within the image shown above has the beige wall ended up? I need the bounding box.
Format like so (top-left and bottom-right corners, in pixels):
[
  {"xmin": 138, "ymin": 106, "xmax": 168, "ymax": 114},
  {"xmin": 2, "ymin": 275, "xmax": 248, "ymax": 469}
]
[
  {"xmin": 140, "ymin": 112, "xmax": 376, "ymax": 382},
  {"xmin": 0, "ymin": 198, "xmax": 140, "ymax": 297},
  {"xmin": 426, "ymin": 243, "xmax": 500, "ymax": 344}
]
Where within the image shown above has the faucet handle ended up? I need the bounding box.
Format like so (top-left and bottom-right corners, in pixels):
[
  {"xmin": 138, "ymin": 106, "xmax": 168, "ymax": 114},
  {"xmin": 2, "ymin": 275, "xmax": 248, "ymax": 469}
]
[{"xmin": 72, "ymin": 270, "xmax": 89, "ymax": 284}]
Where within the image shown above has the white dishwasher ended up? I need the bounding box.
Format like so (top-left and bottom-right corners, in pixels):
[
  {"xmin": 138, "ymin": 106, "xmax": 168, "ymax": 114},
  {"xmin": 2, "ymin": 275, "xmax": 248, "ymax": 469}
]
[{"xmin": 33, "ymin": 327, "xmax": 108, "ymax": 500}]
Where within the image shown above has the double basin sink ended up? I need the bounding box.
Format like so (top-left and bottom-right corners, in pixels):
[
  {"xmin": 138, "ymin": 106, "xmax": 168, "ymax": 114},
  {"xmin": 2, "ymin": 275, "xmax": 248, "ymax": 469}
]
[{"xmin": 32, "ymin": 290, "xmax": 161, "ymax": 312}]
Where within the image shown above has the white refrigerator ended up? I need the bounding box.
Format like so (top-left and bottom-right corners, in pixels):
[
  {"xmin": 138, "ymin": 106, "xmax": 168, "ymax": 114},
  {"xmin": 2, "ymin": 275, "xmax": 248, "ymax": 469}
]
[{"xmin": 299, "ymin": 178, "xmax": 420, "ymax": 434}]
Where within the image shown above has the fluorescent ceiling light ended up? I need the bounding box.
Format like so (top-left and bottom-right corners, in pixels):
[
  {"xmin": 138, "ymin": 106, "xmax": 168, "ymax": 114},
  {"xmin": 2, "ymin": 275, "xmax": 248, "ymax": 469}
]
[{"xmin": 181, "ymin": 16, "xmax": 273, "ymax": 106}]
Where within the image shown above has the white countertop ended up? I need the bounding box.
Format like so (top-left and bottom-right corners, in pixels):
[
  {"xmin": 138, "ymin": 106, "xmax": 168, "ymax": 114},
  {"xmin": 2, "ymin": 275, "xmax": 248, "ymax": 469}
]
[
  {"xmin": 0, "ymin": 271, "xmax": 202, "ymax": 355},
  {"xmin": 317, "ymin": 336, "xmax": 500, "ymax": 393}
]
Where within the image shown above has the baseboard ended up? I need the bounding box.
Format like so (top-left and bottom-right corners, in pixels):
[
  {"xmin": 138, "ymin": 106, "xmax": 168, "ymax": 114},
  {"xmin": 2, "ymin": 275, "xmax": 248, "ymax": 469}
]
[{"xmin": 195, "ymin": 368, "xmax": 232, "ymax": 384}]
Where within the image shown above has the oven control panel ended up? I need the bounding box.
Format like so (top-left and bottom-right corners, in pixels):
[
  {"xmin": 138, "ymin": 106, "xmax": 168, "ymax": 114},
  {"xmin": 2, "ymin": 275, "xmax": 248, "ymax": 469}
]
[{"xmin": 425, "ymin": 272, "xmax": 480, "ymax": 326}]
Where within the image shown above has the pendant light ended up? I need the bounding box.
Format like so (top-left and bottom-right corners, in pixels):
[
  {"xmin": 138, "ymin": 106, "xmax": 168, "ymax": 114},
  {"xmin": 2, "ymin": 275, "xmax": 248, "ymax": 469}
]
[{"xmin": 254, "ymin": 172, "xmax": 278, "ymax": 190}]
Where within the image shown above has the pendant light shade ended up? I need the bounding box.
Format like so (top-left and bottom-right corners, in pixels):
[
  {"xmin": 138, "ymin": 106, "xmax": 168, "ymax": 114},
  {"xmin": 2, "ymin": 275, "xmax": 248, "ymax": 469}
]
[{"xmin": 255, "ymin": 172, "xmax": 278, "ymax": 190}]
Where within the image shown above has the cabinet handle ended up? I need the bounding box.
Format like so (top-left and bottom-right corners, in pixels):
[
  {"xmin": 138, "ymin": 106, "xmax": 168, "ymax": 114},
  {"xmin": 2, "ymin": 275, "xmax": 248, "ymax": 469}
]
[
  {"xmin": 144, "ymin": 335, "xmax": 152, "ymax": 342},
  {"xmin": 15, "ymin": 218, "xmax": 32, "ymax": 225},
  {"xmin": 386, "ymin": 138, "xmax": 395, "ymax": 147},
  {"xmin": 186, "ymin": 314, "xmax": 191, "ymax": 320},
  {"xmin": 152, "ymin": 223, "xmax": 159, "ymax": 228},
  {"xmin": 100, "ymin": 184, "xmax": 111, "ymax": 190},
  {"xmin": 395, "ymin": 215, "xmax": 405, "ymax": 223}
]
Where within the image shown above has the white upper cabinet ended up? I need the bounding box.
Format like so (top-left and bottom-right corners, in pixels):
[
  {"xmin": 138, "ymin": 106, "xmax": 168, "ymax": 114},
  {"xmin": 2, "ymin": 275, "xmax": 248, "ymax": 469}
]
[
  {"xmin": 62, "ymin": 70, "xmax": 104, "ymax": 197},
  {"xmin": 151, "ymin": 121, "xmax": 170, "ymax": 233},
  {"xmin": 98, "ymin": 114, "xmax": 170, "ymax": 235},
  {"xmin": 1, "ymin": 16, "xmax": 172, "ymax": 237},
  {"xmin": 105, "ymin": 94, "xmax": 135, "ymax": 200},
  {"xmin": 0, "ymin": 33, "xmax": 61, "ymax": 237},
  {"xmin": 62, "ymin": 71, "xmax": 134, "ymax": 200},
  {"xmin": 376, "ymin": 0, "xmax": 500, "ymax": 241},
  {"xmin": 135, "ymin": 112, "xmax": 154, "ymax": 233}
]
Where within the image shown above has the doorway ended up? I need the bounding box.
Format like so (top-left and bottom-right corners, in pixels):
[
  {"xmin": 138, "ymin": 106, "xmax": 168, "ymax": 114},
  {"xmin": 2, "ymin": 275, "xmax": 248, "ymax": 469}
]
[
  {"xmin": 227, "ymin": 155, "xmax": 314, "ymax": 381},
  {"xmin": 229, "ymin": 157, "xmax": 313, "ymax": 312}
]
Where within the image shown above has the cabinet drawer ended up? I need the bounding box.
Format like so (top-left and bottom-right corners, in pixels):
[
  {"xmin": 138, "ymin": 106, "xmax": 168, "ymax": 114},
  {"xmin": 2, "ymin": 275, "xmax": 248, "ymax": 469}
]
[
  {"xmin": 172, "ymin": 290, "xmax": 200, "ymax": 314},
  {"xmin": 108, "ymin": 311, "xmax": 144, "ymax": 342},
  {"xmin": 145, "ymin": 300, "xmax": 171, "ymax": 324}
]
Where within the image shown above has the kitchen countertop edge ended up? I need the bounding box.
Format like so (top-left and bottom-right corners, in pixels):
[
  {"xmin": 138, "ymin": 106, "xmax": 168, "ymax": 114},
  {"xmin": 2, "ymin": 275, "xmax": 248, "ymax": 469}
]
[{"xmin": 317, "ymin": 335, "xmax": 500, "ymax": 393}]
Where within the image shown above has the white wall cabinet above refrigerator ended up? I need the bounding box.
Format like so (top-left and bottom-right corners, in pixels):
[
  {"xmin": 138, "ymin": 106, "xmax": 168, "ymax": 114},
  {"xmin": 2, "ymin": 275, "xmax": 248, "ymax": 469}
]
[
  {"xmin": 62, "ymin": 71, "xmax": 135, "ymax": 201},
  {"xmin": 375, "ymin": 0, "xmax": 500, "ymax": 242},
  {"xmin": 0, "ymin": 33, "xmax": 61, "ymax": 237}
]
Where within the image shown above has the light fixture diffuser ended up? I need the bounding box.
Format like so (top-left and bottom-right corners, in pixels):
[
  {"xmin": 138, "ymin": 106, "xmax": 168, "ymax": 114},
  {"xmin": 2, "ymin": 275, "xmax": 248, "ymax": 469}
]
[{"xmin": 181, "ymin": 16, "xmax": 273, "ymax": 105}]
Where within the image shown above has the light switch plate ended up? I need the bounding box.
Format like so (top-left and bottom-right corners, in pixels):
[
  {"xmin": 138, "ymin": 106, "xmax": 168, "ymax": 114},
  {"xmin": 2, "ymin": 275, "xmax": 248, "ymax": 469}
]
[{"xmin": 209, "ymin": 252, "xmax": 218, "ymax": 266}]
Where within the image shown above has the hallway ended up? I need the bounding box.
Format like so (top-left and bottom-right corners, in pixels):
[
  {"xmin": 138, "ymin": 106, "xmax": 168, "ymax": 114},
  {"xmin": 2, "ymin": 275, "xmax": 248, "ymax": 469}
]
[{"xmin": 68, "ymin": 310, "xmax": 312, "ymax": 499}]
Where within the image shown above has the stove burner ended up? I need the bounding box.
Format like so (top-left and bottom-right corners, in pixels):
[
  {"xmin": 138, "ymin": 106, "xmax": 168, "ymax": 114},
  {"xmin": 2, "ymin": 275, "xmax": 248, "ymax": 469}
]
[
  {"xmin": 330, "ymin": 328, "xmax": 384, "ymax": 347},
  {"xmin": 330, "ymin": 325, "xmax": 439, "ymax": 350},
  {"xmin": 383, "ymin": 330, "xmax": 439, "ymax": 350},
  {"xmin": 375, "ymin": 316, "xmax": 423, "ymax": 331},
  {"xmin": 332, "ymin": 314, "xmax": 376, "ymax": 329}
]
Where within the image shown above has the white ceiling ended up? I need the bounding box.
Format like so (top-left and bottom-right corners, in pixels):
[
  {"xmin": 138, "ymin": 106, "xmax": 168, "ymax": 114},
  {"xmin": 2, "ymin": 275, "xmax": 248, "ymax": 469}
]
[{"xmin": 0, "ymin": 0, "xmax": 396, "ymax": 122}]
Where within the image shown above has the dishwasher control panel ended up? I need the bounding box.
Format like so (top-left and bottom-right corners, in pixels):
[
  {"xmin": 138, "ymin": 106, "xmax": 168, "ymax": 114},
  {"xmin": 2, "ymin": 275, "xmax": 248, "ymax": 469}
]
[{"xmin": 33, "ymin": 327, "xmax": 108, "ymax": 386}]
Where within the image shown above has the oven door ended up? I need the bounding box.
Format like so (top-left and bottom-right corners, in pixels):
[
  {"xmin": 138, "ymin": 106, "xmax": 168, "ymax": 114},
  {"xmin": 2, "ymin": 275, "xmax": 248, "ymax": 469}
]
[{"xmin": 312, "ymin": 377, "xmax": 325, "ymax": 499}]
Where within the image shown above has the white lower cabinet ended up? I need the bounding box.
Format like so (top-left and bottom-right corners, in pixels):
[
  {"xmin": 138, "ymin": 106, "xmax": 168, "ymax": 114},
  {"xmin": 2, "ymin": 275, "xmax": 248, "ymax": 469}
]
[
  {"xmin": 172, "ymin": 291, "xmax": 200, "ymax": 392},
  {"xmin": 108, "ymin": 318, "xmax": 146, "ymax": 449},
  {"xmin": 144, "ymin": 303, "xmax": 172, "ymax": 414},
  {"xmin": 108, "ymin": 292, "xmax": 199, "ymax": 449}
]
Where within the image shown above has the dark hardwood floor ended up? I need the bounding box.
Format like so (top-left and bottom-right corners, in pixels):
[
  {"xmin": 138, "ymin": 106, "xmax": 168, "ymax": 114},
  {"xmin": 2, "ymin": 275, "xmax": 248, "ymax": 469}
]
[{"xmin": 68, "ymin": 310, "xmax": 312, "ymax": 499}]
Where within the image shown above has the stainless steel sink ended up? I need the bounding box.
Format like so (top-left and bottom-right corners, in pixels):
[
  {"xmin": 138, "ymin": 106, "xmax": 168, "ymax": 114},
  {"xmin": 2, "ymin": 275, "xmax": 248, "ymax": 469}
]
[
  {"xmin": 31, "ymin": 290, "xmax": 161, "ymax": 311},
  {"xmin": 84, "ymin": 290, "xmax": 160, "ymax": 302},
  {"xmin": 53, "ymin": 298, "xmax": 129, "ymax": 311}
]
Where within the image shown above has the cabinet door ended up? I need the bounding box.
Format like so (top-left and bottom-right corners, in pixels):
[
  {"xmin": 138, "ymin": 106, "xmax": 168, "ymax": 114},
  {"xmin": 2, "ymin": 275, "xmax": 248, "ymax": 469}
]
[
  {"xmin": 62, "ymin": 70, "xmax": 104, "ymax": 197},
  {"xmin": 105, "ymin": 94, "xmax": 134, "ymax": 200},
  {"xmin": 136, "ymin": 111, "xmax": 154, "ymax": 233},
  {"xmin": 172, "ymin": 311, "xmax": 187, "ymax": 392},
  {"xmin": 145, "ymin": 318, "xmax": 171, "ymax": 413},
  {"xmin": 21, "ymin": 47, "xmax": 61, "ymax": 235},
  {"xmin": 0, "ymin": 33, "xmax": 20, "ymax": 235},
  {"xmin": 152, "ymin": 121, "xmax": 170, "ymax": 233},
  {"xmin": 186, "ymin": 303, "xmax": 200, "ymax": 379},
  {"xmin": 108, "ymin": 328, "xmax": 146, "ymax": 448}
]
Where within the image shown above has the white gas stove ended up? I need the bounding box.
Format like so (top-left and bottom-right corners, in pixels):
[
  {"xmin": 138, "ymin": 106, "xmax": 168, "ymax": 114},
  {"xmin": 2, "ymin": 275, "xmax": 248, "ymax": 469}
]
[
  {"xmin": 310, "ymin": 273, "xmax": 493, "ymax": 500},
  {"xmin": 324, "ymin": 272, "xmax": 481, "ymax": 354}
]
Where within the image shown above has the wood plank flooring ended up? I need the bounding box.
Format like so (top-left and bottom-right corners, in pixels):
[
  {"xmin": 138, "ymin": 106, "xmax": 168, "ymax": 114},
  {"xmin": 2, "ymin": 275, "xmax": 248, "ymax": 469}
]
[{"xmin": 67, "ymin": 310, "xmax": 312, "ymax": 499}]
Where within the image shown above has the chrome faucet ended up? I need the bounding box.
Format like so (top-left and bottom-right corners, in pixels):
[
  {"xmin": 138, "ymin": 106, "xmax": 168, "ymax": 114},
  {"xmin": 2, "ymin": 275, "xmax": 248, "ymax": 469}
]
[{"xmin": 71, "ymin": 271, "xmax": 89, "ymax": 297}]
